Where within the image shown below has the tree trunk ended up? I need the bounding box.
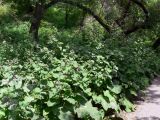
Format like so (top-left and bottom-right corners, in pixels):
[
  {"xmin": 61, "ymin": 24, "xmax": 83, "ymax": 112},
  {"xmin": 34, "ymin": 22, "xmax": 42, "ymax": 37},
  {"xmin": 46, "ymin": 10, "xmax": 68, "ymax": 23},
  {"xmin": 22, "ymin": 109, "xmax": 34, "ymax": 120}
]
[
  {"xmin": 80, "ymin": 11, "xmax": 86, "ymax": 41},
  {"xmin": 30, "ymin": 2, "xmax": 44, "ymax": 47},
  {"xmin": 65, "ymin": 5, "xmax": 69, "ymax": 28},
  {"xmin": 101, "ymin": 0, "xmax": 111, "ymax": 19},
  {"xmin": 153, "ymin": 37, "xmax": 160, "ymax": 49}
]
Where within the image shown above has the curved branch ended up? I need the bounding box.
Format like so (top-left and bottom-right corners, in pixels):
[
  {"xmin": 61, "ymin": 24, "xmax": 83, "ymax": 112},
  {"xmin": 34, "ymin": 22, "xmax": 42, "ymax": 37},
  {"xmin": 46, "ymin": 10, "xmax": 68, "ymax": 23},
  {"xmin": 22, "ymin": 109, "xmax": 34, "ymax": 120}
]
[
  {"xmin": 124, "ymin": 0, "xmax": 149, "ymax": 35},
  {"xmin": 131, "ymin": 0, "xmax": 149, "ymax": 20},
  {"xmin": 115, "ymin": 0, "xmax": 149, "ymax": 35},
  {"xmin": 45, "ymin": 0, "xmax": 111, "ymax": 32},
  {"xmin": 124, "ymin": 22, "xmax": 146, "ymax": 35},
  {"xmin": 116, "ymin": 0, "xmax": 131, "ymax": 26}
]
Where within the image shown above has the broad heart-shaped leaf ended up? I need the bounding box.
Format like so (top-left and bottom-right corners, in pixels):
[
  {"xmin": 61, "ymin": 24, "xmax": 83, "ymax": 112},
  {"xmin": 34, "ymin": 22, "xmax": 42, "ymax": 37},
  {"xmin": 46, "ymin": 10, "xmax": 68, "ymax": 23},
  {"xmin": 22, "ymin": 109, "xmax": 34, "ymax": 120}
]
[
  {"xmin": 0, "ymin": 110, "xmax": 5, "ymax": 118},
  {"xmin": 129, "ymin": 89, "xmax": 137, "ymax": 96},
  {"xmin": 64, "ymin": 98, "xmax": 76, "ymax": 105},
  {"xmin": 119, "ymin": 98, "xmax": 134, "ymax": 112},
  {"xmin": 103, "ymin": 91, "xmax": 120, "ymax": 111},
  {"xmin": 15, "ymin": 79, "xmax": 22, "ymax": 89},
  {"xmin": 58, "ymin": 110, "xmax": 74, "ymax": 120},
  {"xmin": 108, "ymin": 85, "xmax": 122, "ymax": 94},
  {"xmin": 33, "ymin": 87, "xmax": 42, "ymax": 94},
  {"xmin": 75, "ymin": 100, "xmax": 103, "ymax": 120},
  {"xmin": 103, "ymin": 90, "xmax": 115, "ymax": 101},
  {"xmin": 24, "ymin": 96, "xmax": 34, "ymax": 103},
  {"xmin": 22, "ymin": 85, "xmax": 31, "ymax": 93},
  {"xmin": 19, "ymin": 96, "xmax": 34, "ymax": 109},
  {"xmin": 92, "ymin": 95, "xmax": 109, "ymax": 111},
  {"xmin": 46, "ymin": 100, "xmax": 56, "ymax": 107}
]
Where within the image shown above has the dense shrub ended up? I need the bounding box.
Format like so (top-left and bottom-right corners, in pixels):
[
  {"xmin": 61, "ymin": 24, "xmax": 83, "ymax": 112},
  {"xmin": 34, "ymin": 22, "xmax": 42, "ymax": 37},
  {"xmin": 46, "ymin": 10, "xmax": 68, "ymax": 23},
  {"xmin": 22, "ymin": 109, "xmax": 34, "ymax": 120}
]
[
  {"xmin": 0, "ymin": 20, "xmax": 160, "ymax": 119},
  {"xmin": 0, "ymin": 2, "xmax": 160, "ymax": 119}
]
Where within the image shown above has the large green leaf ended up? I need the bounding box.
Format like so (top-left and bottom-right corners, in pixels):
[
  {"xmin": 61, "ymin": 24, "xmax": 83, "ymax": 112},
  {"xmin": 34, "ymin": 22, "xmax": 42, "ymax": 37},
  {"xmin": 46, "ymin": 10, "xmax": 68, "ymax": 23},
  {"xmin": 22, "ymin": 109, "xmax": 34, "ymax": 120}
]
[
  {"xmin": 119, "ymin": 98, "xmax": 134, "ymax": 112},
  {"xmin": 108, "ymin": 85, "xmax": 122, "ymax": 94},
  {"xmin": 58, "ymin": 110, "xmax": 74, "ymax": 120},
  {"xmin": 92, "ymin": 95, "xmax": 109, "ymax": 111},
  {"xmin": 75, "ymin": 101, "xmax": 103, "ymax": 120}
]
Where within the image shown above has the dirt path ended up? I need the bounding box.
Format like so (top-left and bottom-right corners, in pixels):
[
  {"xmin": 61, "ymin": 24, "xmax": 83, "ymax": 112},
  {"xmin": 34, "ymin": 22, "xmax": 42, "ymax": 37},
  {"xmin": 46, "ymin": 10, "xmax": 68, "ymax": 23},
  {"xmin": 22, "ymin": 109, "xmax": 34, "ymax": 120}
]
[{"xmin": 126, "ymin": 77, "xmax": 160, "ymax": 120}]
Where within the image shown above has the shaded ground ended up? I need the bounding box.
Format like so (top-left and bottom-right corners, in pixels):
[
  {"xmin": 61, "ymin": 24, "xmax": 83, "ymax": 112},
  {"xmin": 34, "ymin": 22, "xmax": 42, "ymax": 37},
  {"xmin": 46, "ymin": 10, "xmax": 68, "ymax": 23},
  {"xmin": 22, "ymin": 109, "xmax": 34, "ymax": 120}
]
[{"xmin": 126, "ymin": 77, "xmax": 160, "ymax": 120}]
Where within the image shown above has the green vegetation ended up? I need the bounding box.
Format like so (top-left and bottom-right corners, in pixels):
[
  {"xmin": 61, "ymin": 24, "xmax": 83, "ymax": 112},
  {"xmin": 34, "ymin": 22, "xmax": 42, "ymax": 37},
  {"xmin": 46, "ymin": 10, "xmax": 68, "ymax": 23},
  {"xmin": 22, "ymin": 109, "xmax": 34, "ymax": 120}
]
[{"xmin": 0, "ymin": 0, "xmax": 160, "ymax": 120}]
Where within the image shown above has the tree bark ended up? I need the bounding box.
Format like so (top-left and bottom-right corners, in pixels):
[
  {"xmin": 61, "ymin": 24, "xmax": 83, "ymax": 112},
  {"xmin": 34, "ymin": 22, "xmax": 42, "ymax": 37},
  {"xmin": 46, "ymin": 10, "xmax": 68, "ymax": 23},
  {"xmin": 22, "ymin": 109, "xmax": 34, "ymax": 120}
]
[
  {"xmin": 124, "ymin": 0, "xmax": 149, "ymax": 35},
  {"xmin": 65, "ymin": 5, "xmax": 69, "ymax": 28},
  {"xmin": 115, "ymin": 0, "xmax": 149, "ymax": 35},
  {"xmin": 116, "ymin": 0, "xmax": 131, "ymax": 27},
  {"xmin": 153, "ymin": 37, "xmax": 160, "ymax": 49},
  {"xmin": 101, "ymin": 0, "xmax": 111, "ymax": 19},
  {"xmin": 30, "ymin": 2, "xmax": 44, "ymax": 46}
]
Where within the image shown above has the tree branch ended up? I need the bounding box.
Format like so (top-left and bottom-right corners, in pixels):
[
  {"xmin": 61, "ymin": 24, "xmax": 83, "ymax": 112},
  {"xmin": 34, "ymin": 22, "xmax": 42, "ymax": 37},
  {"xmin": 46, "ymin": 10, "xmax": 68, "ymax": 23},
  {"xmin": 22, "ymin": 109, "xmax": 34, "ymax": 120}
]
[
  {"xmin": 45, "ymin": 0, "xmax": 111, "ymax": 32},
  {"xmin": 116, "ymin": 0, "xmax": 131, "ymax": 26},
  {"xmin": 124, "ymin": 0, "xmax": 149, "ymax": 35},
  {"xmin": 131, "ymin": 0, "xmax": 149, "ymax": 20}
]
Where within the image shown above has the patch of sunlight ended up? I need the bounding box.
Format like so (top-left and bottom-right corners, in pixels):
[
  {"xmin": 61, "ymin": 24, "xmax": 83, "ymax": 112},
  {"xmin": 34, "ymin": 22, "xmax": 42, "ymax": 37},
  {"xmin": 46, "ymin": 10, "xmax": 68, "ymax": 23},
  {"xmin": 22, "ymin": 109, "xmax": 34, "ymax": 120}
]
[
  {"xmin": 0, "ymin": 4, "xmax": 11, "ymax": 16},
  {"xmin": 147, "ymin": 0, "xmax": 160, "ymax": 5}
]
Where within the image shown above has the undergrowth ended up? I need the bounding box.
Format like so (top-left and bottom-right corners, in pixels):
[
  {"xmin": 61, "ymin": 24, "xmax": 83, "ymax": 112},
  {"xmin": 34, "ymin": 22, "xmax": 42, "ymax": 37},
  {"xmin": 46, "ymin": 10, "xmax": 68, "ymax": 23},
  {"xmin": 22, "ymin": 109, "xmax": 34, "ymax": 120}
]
[{"xmin": 0, "ymin": 4, "xmax": 160, "ymax": 120}]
